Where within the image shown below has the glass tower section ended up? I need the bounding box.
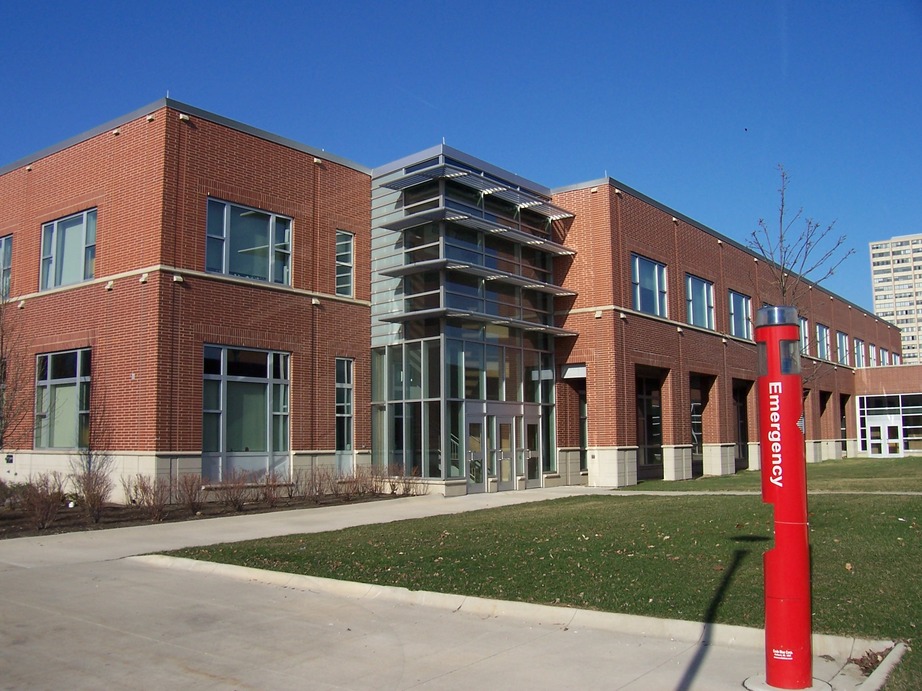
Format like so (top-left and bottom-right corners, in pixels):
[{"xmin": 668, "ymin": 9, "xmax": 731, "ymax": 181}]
[{"xmin": 371, "ymin": 146, "xmax": 575, "ymax": 492}]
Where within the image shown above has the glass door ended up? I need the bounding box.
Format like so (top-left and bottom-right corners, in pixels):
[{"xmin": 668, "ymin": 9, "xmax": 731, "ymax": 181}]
[
  {"xmin": 867, "ymin": 415, "xmax": 902, "ymax": 457},
  {"xmin": 495, "ymin": 416, "xmax": 516, "ymax": 491},
  {"xmin": 466, "ymin": 419, "xmax": 485, "ymax": 493},
  {"xmin": 524, "ymin": 419, "xmax": 541, "ymax": 488}
]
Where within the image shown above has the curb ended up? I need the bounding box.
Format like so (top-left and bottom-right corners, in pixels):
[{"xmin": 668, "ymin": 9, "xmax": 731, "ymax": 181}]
[{"xmin": 130, "ymin": 554, "xmax": 893, "ymax": 663}]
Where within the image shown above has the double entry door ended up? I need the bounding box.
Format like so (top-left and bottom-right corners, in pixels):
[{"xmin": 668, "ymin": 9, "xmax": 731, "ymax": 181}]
[{"xmin": 466, "ymin": 405, "xmax": 541, "ymax": 493}]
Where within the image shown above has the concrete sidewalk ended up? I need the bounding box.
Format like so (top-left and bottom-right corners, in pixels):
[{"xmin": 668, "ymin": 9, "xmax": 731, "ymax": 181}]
[{"xmin": 0, "ymin": 487, "xmax": 899, "ymax": 690}]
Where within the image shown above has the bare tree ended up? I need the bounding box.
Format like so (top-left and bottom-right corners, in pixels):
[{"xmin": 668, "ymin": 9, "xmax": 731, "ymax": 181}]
[
  {"xmin": 0, "ymin": 299, "xmax": 29, "ymax": 454},
  {"xmin": 748, "ymin": 165, "xmax": 855, "ymax": 310}
]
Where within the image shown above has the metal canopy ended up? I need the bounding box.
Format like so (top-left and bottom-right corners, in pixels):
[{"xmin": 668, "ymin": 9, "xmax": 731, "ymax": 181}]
[
  {"xmin": 379, "ymin": 307, "xmax": 577, "ymax": 336},
  {"xmin": 380, "ymin": 160, "xmax": 574, "ymax": 222},
  {"xmin": 380, "ymin": 206, "xmax": 576, "ymax": 256},
  {"xmin": 378, "ymin": 258, "xmax": 576, "ymax": 297}
]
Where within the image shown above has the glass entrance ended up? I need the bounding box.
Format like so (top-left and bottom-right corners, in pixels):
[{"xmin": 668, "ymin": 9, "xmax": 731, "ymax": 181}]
[{"xmin": 867, "ymin": 415, "xmax": 902, "ymax": 457}]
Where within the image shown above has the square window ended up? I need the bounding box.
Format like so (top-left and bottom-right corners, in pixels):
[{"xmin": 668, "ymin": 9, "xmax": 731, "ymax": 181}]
[
  {"xmin": 40, "ymin": 210, "xmax": 96, "ymax": 290},
  {"xmin": 206, "ymin": 199, "xmax": 290, "ymax": 285}
]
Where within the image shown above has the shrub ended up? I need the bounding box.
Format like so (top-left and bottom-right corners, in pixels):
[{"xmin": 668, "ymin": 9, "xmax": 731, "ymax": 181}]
[
  {"xmin": 21, "ymin": 472, "xmax": 65, "ymax": 529},
  {"xmin": 134, "ymin": 474, "xmax": 171, "ymax": 522},
  {"xmin": 213, "ymin": 468, "xmax": 253, "ymax": 512},
  {"xmin": 176, "ymin": 473, "xmax": 205, "ymax": 516},
  {"xmin": 69, "ymin": 452, "xmax": 114, "ymax": 524},
  {"xmin": 261, "ymin": 472, "xmax": 283, "ymax": 508}
]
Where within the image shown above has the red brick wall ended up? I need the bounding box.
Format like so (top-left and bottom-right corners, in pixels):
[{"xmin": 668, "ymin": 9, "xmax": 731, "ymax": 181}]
[
  {"xmin": 552, "ymin": 180, "xmax": 899, "ymax": 449},
  {"xmin": 0, "ymin": 105, "xmax": 371, "ymax": 456}
]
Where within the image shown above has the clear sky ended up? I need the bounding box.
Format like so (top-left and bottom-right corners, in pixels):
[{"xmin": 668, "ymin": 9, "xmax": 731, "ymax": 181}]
[{"xmin": 2, "ymin": 1, "xmax": 920, "ymax": 311}]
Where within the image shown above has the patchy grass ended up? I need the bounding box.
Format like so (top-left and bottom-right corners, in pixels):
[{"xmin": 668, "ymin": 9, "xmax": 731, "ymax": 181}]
[
  {"xmin": 171, "ymin": 492, "xmax": 921, "ymax": 688},
  {"xmin": 622, "ymin": 456, "xmax": 922, "ymax": 493}
]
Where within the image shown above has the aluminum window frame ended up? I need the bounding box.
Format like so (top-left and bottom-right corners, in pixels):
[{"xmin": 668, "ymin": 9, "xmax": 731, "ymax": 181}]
[
  {"xmin": 728, "ymin": 290, "xmax": 752, "ymax": 339},
  {"xmin": 335, "ymin": 230, "xmax": 354, "ymax": 297},
  {"xmin": 206, "ymin": 199, "xmax": 291, "ymax": 286},
  {"xmin": 40, "ymin": 209, "xmax": 96, "ymax": 290},
  {"xmin": 34, "ymin": 348, "xmax": 91, "ymax": 449},
  {"xmin": 685, "ymin": 273, "xmax": 715, "ymax": 329},
  {"xmin": 632, "ymin": 254, "xmax": 668, "ymax": 318}
]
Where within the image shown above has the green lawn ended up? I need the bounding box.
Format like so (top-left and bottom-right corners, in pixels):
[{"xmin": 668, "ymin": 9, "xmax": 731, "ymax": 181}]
[
  {"xmin": 170, "ymin": 457, "xmax": 921, "ymax": 689},
  {"xmin": 622, "ymin": 456, "xmax": 922, "ymax": 493}
]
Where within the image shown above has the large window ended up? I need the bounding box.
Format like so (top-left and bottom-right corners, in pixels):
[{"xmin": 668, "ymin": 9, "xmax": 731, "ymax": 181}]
[
  {"xmin": 854, "ymin": 338, "xmax": 866, "ymax": 367},
  {"xmin": 686, "ymin": 274, "xmax": 714, "ymax": 329},
  {"xmin": 206, "ymin": 200, "xmax": 291, "ymax": 285},
  {"xmin": 0, "ymin": 235, "xmax": 11, "ymax": 300},
  {"xmin": 836, "ymin": 331, "xmax": 850, "ymax": 366},
  {"xmin": 202, "ymin": 346, "xmax": 289, "ymax": 482},
  {"xmin": 632, "ymin": 254, "xmax": 667, "ymax": 317},
  {"xmin": 41, "ymin": 209, "xmax": 96, "ymax": 290},
  {"xmin": 728, "ymin": 291, "xmax": 752, "ymax": 339},
  {"xmin": 35, "ymin": 348, "xmax": 91, "ymax": 449},
  {"xmin": 816, "ymin": 324, "xmax": 831, "ymax": 360},
  {"xmin": 335, "ymin": 231, "xmax": 354, "ymax": 297}
]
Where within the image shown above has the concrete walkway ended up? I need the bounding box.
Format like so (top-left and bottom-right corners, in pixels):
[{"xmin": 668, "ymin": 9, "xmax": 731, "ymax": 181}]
[{"xmin": 0, "ymin": 487, "xmax": 899, "ymax": 690}]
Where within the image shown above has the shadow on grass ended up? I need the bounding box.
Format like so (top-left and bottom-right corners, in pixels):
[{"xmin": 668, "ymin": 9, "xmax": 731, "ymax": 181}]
[{"xmin": 675, "ymin": 535, "xmax": 770, "ymax": 691}]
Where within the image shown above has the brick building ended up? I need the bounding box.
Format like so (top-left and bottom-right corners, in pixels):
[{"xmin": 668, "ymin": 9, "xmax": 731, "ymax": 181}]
[{"xmin": 0, "ymin": 100, "xmax": 913, "ymax": 497}]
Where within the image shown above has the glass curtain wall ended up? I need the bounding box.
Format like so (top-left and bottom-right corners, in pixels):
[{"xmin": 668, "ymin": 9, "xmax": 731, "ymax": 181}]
[{"xmin": 371, "ymin": 153, "xmax": 573, "ymax": 486}]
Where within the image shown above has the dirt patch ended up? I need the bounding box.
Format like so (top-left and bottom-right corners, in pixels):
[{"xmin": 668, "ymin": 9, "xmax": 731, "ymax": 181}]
[{"xmin": 0, "ymin": 494, "xmax": 399, "ymax": 540}]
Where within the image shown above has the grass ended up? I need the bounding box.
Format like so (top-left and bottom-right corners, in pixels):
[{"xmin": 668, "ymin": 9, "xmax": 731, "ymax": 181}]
[
  {"xmin": 169, "ymin": 457, "xmax": 921, "ymax": 689},
  {"xmin": 622, "ymin": 455, "xmax": 922, "ymax": 493}
]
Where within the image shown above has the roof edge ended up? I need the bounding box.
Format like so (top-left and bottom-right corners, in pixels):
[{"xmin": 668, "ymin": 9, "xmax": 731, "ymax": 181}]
[{"xmin": 0, "ymin": 98, "xmax": 371, "ymax": 176}]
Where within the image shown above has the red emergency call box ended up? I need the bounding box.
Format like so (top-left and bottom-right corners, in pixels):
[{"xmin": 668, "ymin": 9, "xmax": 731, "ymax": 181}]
[{"xmin": 755, "ymin": 306, "xmax": 813, "ymax": 690}]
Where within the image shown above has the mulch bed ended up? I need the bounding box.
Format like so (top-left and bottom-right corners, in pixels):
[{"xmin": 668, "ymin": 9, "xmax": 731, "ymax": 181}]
[{"xmin": 0, "ymin": 493, "xmax": 399, "ymax": 540}]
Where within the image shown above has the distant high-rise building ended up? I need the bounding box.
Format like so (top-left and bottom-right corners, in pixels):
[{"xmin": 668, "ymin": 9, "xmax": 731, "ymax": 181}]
[{"xmin": 870, "ymin": 233, "xmax": 922, "ymax": 364}]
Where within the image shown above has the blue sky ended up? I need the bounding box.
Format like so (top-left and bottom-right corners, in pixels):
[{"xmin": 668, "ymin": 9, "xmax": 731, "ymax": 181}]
[{"xmin": 2, "ymin": 1, "xmax": 920, "ymax": 310}]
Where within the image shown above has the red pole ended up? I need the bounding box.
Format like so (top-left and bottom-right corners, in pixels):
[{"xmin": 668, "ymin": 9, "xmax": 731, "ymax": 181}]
[{"xmin": 755, "ymin": 306, "xmax": 813, "ymax": 689}]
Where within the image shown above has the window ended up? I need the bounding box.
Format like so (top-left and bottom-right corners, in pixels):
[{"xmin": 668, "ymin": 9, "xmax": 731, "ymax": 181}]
[
  {"xmin": 837, "ymin": 331, "xmax": 850, "ymax": 366},
  {"xmin": 202, "ymin": 346, "xmax": 289, "ymax": 482},
  {"xmin": 632, "ymin": 254, "xmax": 667, "ymax": 317},
  {"xmin": 206, "ymin": 199, "xmax": 290, "ymax": 284},
  {"xmin": 869, "ymin": 344, "xmax": 877, "ymax": 367},
  {"xmin": 686, "ymin": 274, "xmax": 714, "ymax": 329},
  {"xmin": 40, "ymin": 209, "xmax": 96, "ymax": 290},
  {"xmin": 336, "ymin": 358, "xmax": 354, "ymax": 454},
  {"xmin": 0, "ymin": 235, "xmax": 10, "ymax": 300},
  {"xmin": 335, "ymin": 231, "xmax": 354, "ymax": 297},
  {"xmin": 35, "ymin": 348, "xmax": 91, "ymax": 449},
  {"xmin": 729, "ymin": 291, "xmax": 752, "ymax": 339},
  {"xmin": 880, "ymin": 348, "xmax": 889, "ymax": 366},
  {"xmin": 799, "ymin": 316, "xmax": 809, "ymax": 354},
  {"xmin": 854, "ymin": 338, "xmax": 866, "ymax": 367},
  {"xmin": 816, "ymin": 324, "xmax": 831, "ymax": 360}
]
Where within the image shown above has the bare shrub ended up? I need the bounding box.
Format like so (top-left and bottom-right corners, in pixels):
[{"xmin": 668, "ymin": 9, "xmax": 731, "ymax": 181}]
[
  {"xmin": 176, "ymin": 474, "xmax": 205, "ymax": 516},
  {"xmin": 69, "ymin": 451, "xmax": 114, "ymax": 524},
  {"xmin": 214, "ymin": 468, "xmax": 253, "ymax": 512},
  {"xmin": 261, "ymin": 472, "xmax": 283, "ymax": 508},
  {"xmin": 120, "ymin": 474, "xmax": 141, "ymax": 506},
  {"xmin": 287, "ymin": 467, "xmax": 304, "ymax": 500},
  {"xmin": 410, "ymin": 476, "xmax": 431, "ymax": 496},
  {"xmin": 339, "ymin": 473, "xmax": 356, "ymax": 502},
  {"xmin": 302, "ymin": 466, "xmax": 324, "ymax": 503},
  {"xmin": 400, "ymin": 471, "xmax": 415, "ymax": 497},
  {"xmin": 134, "ymin": 474, "xmax": 171, "ymax": 522},
  {"xmin": 368, "ymin": 465, "xmax": 386, "ymax": 496},
  {"xmin": 387, "ymin": 464, "xmax": 402, "ymax": 495},
  {"xmin": 322, "ymin": 467, "xmax": 341, "ymax": 500},
  {"xmin": 21, "ymin": 471, "xmax": 65, "ymax": 529}
]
